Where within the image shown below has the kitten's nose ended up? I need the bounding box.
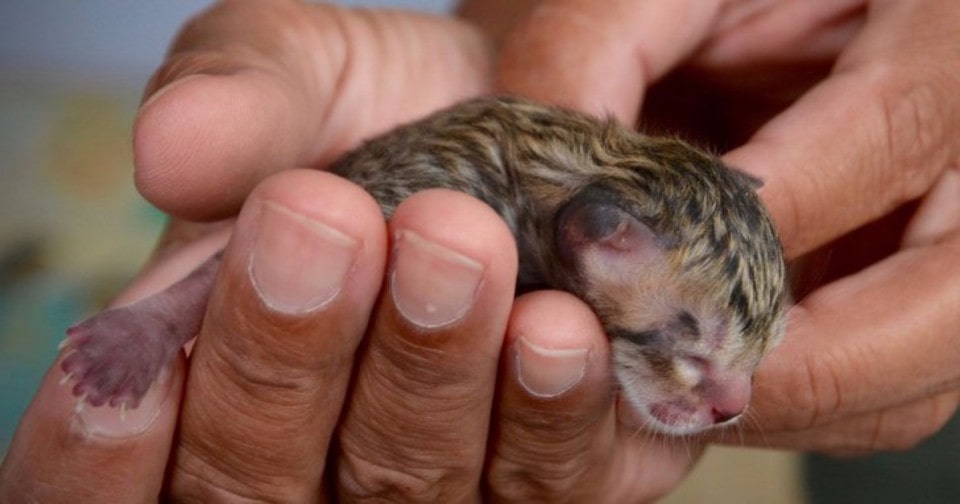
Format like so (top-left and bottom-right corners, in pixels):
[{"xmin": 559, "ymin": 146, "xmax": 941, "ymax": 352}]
[{"xmin": 703, "ymin": 371, "xmax": 752, "ymax": 425}]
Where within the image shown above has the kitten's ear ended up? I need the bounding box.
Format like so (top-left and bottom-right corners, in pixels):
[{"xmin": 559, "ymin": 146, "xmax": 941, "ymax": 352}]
[{"xmin": 556, "ymin": 186, "xmax": 668, "ymax": 281}]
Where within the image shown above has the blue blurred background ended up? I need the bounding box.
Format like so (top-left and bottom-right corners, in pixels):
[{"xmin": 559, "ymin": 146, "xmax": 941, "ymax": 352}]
[{"xmin": 0, "ymin": 0, "xmax": 451, "ymax": 458}]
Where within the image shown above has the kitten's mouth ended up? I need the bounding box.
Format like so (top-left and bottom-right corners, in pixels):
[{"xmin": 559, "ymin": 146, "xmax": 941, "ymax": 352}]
[
  {"xmin": 636, "ymin": 371, "xmax": 753, "ymax": 435},
  {"xmin": 644, "ymin": 398, "xmax": 743, "ymax": 435},
  {"xmin": 615, "ymin": 351, "xmax": 756, "ymax": 435}
]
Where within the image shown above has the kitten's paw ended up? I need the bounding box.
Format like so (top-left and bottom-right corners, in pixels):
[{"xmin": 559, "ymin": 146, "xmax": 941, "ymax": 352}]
[{"xmin": 60, "ymin": 307, "xmax": 184, "ymax": 410}]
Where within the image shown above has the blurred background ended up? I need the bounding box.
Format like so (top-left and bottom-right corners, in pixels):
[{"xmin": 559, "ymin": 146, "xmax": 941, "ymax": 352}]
[{"xmin": 0, "ymin": 2, "xmax": 956, "ymax": 502}]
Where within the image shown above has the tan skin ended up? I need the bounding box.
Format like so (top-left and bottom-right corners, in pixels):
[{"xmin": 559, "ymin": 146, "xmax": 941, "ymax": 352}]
[
  {"xmin": 2, "ymin": 0, "xmax": 959, "ymax": 501},
  {"xmin": 2, "ymin": 3, "xmax": 680, "ymax": 502}
]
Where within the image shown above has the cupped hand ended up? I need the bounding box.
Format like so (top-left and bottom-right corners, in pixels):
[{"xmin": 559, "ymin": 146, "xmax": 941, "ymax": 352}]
[
  {"xmin": 1, "ymin": 1, "xmax": 698, "ymax": 502},
  {"xmin": 0, "ymin": 171, "xmax": 693, "ymax": 502},
  {"xmin": 474, "ymin": 0, "xmax": 960, "ymax": 455}
]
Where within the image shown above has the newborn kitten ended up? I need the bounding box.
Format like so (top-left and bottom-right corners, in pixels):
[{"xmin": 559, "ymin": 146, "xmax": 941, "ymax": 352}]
[{"xmin": 61, "ymin": 97, "xmax": 787, "ymax": 435}]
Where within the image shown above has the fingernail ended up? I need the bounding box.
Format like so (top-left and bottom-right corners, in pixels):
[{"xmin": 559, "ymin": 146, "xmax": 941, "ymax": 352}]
[
  {"xmin": 391, "ymin": 230, "xmax": 484, "ymax": 328},
  {"xmin": 76, "ymin": 365, "xmax": 174, "ymax": 438},
  {"xmin": 249, "ymin": 202, "xmax": 359, "ymax": 313},
  {"xmin": 516, "ymin": 337, "xmax": 589, "ymax": 398}
]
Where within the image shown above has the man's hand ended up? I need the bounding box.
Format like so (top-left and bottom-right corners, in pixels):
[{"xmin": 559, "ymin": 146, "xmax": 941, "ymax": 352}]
[{"xmin": 1, "ymin": 2, "xmax": 699, "ymax": 502}]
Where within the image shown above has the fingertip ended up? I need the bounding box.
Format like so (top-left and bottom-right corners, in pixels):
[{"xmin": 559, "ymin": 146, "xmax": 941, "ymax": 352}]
[
  {"xmin": 515, "ymin": 337, "xmax": 589, "ymax": 399},
  {"xmin": 55, "ymin": 348, "xmax": 184, "ymax": 440},
  {"xmin": 505, "ymin": 291, "xmax": 610, "ymax": 403},
  {"xmin": 390, "ymin": 189, "xmax": 518, "ymax": 326},
  {"xmin": 78, "ymin": 353, "xmax": 185, "ymax": 439},
  {"xmin": 245, "ymin": 169, "xmax": 386, "ymax": 245},
  {"xmin": 389, "ymin": 189, "xmax": 519, "ymax": 265},
  {"xmin": 0, "ymin": 350, "xmax": 184, "ymax": 501},
  {"xmin": 333, "ymin": 190, "xmax": 519, "ymax": 500},
  {"xmin": 182, "ymin": 169, "xmax": 389, "ymax": 373},
  {"xmin": 167, "ymin": 170, "xmax": 387, "ymax": 500},
  {"xmin": 134, "ymin": 72, "xmax": 304, "ymax": 221},
  {"xmin": 238, "ymin": 169, "xmax": 389, "ymax": 317},
  {"xmin": 494, "ymin": 0, "xmax": 721, "ymax": 123},
  {"xmin": 219, "ymin": 168, "xmax": 389, "ymax": 330},
  {"xmin": 485, "ymin": 291, "xmax": 618, "ymax": 501}
]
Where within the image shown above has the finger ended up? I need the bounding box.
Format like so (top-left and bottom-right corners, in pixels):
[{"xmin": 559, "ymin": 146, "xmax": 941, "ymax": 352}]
[
  {"xmin": 486, "ymin": 291, "xmax": 615, "ymax": 500},
  {"xmin": 901, "ymin": 166, "xmax": 960, "ymax": 249},
  {"xmin": 486, "ymin": 291, "xmax": 699, "ymax": 502},
  {"xmin": 724, "ymin": 1, "xmax": 960, "ymax": 256},
  {"xmin": 168, "ymin": 170, "xmax": 387, "ymax": 501},
  {"xmin": 743, "ymin": 232, "xmax": 960, "ymax": 435},
  {"xmin": 0, "ymin": 350, "xmax": 184, "ymax": 502},
  {"xmin": 493, "ymin": 0, "xmax": 723, "ymax": 123},
  {"xmin": 727, "ymin": 391, "xmax": 960, "ymax": 456},
  {"xmin": 135, "ymin": 1, "xmax": 492, "ymax": 220},
  {"xmin": 695, "ymin": 0, "xmax": 865, "ymax": 67},
  {"xmin": 336, "ymin": 190, "xmax": 517, "ymax": 501}
]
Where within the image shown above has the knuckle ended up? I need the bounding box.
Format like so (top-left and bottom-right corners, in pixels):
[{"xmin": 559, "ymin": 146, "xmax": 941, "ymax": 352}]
[
  {"xmin": 864, "ymin": 60, "xmax": 954, "ymax": 204},
  {"xmin": 485, "ymin": 409, "xmax": 605, "ymax": 500},
  {"xmin": 199, "ymin": 327, "xmax": 321, "ymax": 409},
  {"xmin": 486, "ymin": 457, "xmax": 591, "ymax": 502},
  {"xmin": 172, "ymin": 442, "xmax": 309, "ymax": 502},
  {"xmin": 756, "ymin": 310, "xmax": 844, "ymax": 432},
  {"xmin": 822, "ymin": 393, "xmax": 960, "ymax": 456},
  {"xmin": 781, "ymin": 163, "xmax": 830, "ymax": 256},
  {"xmin": 786, "ymin": 352, "xmax": 841, "ymax": 431},
  {"xmin": 337, "ymin": 450, "xmax": 471, "ymax": 502},
  {"xmin": 873, "ymin": 394, "xmax": 960, "ymax": 453}
]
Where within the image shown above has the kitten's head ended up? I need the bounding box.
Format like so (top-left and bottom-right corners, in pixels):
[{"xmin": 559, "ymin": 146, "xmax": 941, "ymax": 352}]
[{"xmin": 556, "ymin": 138, "xmax": 787, "ymax": 435}]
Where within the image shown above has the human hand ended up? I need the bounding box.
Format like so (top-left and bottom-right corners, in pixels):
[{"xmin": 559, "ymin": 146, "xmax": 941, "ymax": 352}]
[
  {"xmin": 1, "ymin": 1, "xmax": 696, "ymax": 502},
  {"xmin": 0, "ymin": 176, "xmax": 692, "ymax": 502},
  {"xmin": 467, "ymin": 0, "xmax": 960, "ymax": 456}
]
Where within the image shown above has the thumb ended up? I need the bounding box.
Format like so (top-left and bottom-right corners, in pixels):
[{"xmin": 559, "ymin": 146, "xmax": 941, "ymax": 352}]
[{"xmin": 135, "ymin": 1, "xmax": 492, "ymax": 221}]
